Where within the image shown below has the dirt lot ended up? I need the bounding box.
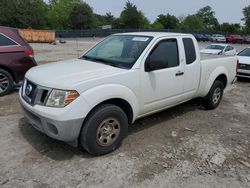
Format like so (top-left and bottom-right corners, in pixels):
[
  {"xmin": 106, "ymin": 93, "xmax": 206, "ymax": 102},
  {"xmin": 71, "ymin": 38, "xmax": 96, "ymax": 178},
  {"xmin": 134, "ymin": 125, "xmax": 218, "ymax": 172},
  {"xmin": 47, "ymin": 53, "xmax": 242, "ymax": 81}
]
[{"xmin": 0, "ymin": 38, "xmax": 250, "ymax": 188}]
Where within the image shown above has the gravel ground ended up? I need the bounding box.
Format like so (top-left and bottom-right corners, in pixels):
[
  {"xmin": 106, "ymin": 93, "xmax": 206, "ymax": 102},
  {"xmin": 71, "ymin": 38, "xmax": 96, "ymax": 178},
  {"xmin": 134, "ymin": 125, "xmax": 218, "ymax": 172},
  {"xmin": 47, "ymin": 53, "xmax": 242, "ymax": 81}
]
[{"xmin": 0, "ymin": 38, "xmax": 250, "ymax": 188}]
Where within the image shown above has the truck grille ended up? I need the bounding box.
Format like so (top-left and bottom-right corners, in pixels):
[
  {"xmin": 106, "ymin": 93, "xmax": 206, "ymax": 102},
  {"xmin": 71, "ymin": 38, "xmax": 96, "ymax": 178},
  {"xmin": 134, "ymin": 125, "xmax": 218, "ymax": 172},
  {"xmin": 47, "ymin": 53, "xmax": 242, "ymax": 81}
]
[
  {"xmin": 239, "ymin": 64, "xmax": 250, "ymax": 70},
  {"xmin": 22, "ymin": 79, "xmax": 51, "ymax": 106}
]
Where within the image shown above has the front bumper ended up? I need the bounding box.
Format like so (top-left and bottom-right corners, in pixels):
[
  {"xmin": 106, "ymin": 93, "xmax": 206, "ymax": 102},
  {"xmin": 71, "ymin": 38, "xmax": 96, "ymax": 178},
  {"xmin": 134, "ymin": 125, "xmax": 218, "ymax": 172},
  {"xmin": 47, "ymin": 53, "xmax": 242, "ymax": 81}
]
[{"xmin": 19, "ymin": 89, "xmax": 90, "ymax": 143}]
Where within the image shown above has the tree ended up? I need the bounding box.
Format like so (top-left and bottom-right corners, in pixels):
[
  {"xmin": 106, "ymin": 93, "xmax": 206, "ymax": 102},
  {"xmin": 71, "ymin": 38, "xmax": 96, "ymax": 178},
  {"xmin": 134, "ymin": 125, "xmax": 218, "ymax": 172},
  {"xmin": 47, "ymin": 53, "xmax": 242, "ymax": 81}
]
[
  {"xmin": 155, "ymin": 14, "xmax": 179, "ymax": 29},
  {"xmin": 220, "ymin": 23, "xmax": 241, "ymax": 34},
  {"xmin": 119, "ymin": 1, "xmax": 145, "ymax": 29},
  {"xmin": 140, "ymin": 11, "xmax": 151, "ymax": 29},
  {"xmin": 152, "ymin": 21, "xmax": 164, "ymax": 29},
  {"xmin": 48, "ymin": 0, "xmax": 81, "ymax": 29},
  {"xmin": 104, "ymin": 12, "xmax": 116, "ymax": 25},
  {"xmin": 181, "ymin": 15, "xmax": 205, "ymax": 31},
  {"xmin": 94, "ymin": 14, "xmax": 107, "ymax": 27},
  {"xmin": 196, "ymin": 6, "xmax": 219, "ymax": 30},
  {"xmin": 0, "ymin": 0, "xmax": 48, "ymax": 29},
  {"xmin": 94, "ymin": 12, "xmax": 116, "ymax": 28},
  {"xmin": 69, "ymin": 2, "xmax": 94, "ymax": 29},
  {"xmin": 242, "ymin": 5, "xmax": 250, "ymax": 33}
]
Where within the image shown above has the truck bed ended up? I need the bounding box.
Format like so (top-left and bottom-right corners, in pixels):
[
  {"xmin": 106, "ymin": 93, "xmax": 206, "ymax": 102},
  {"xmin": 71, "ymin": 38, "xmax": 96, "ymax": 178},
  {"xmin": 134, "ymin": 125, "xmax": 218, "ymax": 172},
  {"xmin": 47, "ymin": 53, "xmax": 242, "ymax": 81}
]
[{"xmin": 198, "ymin": 54, "xmax": 237, "ymax": 97}]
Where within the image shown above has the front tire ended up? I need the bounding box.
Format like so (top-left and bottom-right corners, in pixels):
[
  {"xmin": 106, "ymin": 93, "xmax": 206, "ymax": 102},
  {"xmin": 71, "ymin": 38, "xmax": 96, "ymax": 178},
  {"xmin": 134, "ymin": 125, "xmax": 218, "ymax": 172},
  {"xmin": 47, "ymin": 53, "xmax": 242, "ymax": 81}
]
[
  {"xmin": 203, "ymin": 80, "xmax": 224, "ymax": 110},
  {"xmin": 80, "ymin": 104, "xmax": 128, "ymax": 156},
  {"xmin": 0, "ymin": 69, "xmax": 14, "ymax": 97}
]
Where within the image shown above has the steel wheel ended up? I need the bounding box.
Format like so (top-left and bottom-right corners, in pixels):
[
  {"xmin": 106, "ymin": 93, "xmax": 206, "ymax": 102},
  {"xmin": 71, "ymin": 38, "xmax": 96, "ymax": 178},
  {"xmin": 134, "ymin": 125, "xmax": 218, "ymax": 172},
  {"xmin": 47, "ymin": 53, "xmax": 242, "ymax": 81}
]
[
  {"xmin": 96, "ymin": 118, "xmax": 121, "ymax": 146},
  {"xmin": 203, "ymin": 80, "xmax": 224, "ymax": 110},
  {"xmin": 212, "ymin": 87, "xmax": 221, "ymax": 104},
  {"xmin": 0, "ymin": 73, "xmax": 10, "ymax": 94}
]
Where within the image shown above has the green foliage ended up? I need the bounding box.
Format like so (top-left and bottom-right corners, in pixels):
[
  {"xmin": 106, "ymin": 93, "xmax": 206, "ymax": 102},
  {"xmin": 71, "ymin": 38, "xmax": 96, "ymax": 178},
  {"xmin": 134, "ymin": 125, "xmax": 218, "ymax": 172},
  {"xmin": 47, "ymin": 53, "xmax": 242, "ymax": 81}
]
[
  {"xmin": 220, "ymin": 23, "xmax": 241, "ymax": 33},
  {"xmin": 94, "ymin": 12, "xmax": 116, "ymax": 28},
  {"xmin": 155, "ymin": 14, "xmax": 179, "ymax": 29},
  {"xmin": 0, "ymin": 0, "xmax": 48, "ymax": 29},
  {"xmin": 140, "ymin": 11, "xmax": 151, "ymax": 29},
  {"xmin": 119, "ymin": 1, "xmax": 145, "ymax": 29},
  {"xmin": 69, "ymin": 2, "xmax": 94, "ymax": 29},
  {"xmin": 181, "ymin": 15, "xmax": 205, "ymax": 31},
  {"xmin": 0, "ymin": 0, "xmax": 246, "ymax": 34},
  {"xmin": 196, "ymin": 6, "xmax": 219, "ymax": 30},
  {"xmin": 48, "ymin": 0, "xmax": 81, "ymax": 29},
  {"xmin": 242, "ymin": 5, "xmax": 250, "ymax": 33},
  {"xmin": 151, "ymin": 21, "xmax": 164, "ymax": 29}
]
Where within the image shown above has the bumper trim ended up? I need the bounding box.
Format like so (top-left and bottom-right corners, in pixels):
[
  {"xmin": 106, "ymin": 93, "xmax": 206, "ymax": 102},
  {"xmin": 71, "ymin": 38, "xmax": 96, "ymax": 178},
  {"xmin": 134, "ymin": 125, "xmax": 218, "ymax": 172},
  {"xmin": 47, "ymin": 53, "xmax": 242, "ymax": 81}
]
[
  {"xmin": 20, "ymin": 102, "xmax": 84, "ymax": 143},
  {"xmin": 237, "ymin": 73, "xmax": 250, "ymax": 78}
]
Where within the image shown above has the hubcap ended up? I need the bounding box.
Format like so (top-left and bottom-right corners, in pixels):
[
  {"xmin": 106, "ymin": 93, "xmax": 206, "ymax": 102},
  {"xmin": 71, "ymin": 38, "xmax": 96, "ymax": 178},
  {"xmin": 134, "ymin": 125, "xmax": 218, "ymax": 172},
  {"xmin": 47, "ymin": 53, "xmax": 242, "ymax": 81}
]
[
  {"xmin": 0, "ymin": 73, "xmax": 9, "ymax": 93},
  {"xmin": 96, "ymin": 118, "xmax": 121, "ymax": 146},
  {"xmin": 212, "ymin": 87, "xmax": 221, "ymax": 104}
]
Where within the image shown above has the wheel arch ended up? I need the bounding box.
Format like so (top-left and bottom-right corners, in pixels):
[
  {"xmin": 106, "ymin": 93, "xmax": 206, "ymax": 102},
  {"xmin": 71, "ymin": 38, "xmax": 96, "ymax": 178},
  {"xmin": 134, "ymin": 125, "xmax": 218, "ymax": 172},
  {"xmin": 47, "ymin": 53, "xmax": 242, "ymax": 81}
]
[
  {"xmin": 201, "ymin": 66, "xmax": 229, "ymax": 97},
  {"xmin": 80, "ymin": 84, "xmax": 140, "ymax": 124},
  {"xmin": 215, "ymin": 74, "xmax": 227, "ymax": 88},
  {"xmin": 0, "ymin": 65, "xmax": 16, "ymax": 82}
]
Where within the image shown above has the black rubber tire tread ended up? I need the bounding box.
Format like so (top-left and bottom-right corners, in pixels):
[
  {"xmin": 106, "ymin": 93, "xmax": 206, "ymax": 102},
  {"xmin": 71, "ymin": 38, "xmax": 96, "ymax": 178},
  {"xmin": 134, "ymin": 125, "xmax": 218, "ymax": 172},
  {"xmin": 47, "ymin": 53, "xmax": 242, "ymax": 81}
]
[
  {"xmin": 203, "ymin": 80, "xmax": 224, "ymax": 110},
  {"xmin": 0, "ymin": 69, "xmax": 14, "ymax": 97},
  {"xmin": 80, "ymin": 103, "xmax": 128, "ymax": 156}
]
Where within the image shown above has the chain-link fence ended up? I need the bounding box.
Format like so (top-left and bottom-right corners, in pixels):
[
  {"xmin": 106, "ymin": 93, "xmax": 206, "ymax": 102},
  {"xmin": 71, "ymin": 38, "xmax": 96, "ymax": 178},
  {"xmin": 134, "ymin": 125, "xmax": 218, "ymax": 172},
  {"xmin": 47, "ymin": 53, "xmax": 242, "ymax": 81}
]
[{"xmin": 56, "ymin": 29, "xmax": 227, "ymax": 38}]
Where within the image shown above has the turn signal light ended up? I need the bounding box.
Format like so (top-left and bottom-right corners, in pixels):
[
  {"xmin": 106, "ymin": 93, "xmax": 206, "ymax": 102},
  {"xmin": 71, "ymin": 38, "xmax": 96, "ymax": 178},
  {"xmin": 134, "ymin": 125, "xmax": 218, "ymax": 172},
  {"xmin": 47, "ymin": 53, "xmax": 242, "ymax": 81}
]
[{"xmin": 65, "ymin": 91, "xmax": 80, "ymax": 105}]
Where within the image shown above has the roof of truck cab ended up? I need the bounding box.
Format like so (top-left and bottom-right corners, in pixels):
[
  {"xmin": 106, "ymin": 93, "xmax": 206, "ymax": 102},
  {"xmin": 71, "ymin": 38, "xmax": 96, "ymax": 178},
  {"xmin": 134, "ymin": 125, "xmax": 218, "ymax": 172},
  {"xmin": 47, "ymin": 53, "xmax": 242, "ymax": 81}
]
[{"xmin": 114, "ymin": 32, "xmax": 193, "ymax": 38}]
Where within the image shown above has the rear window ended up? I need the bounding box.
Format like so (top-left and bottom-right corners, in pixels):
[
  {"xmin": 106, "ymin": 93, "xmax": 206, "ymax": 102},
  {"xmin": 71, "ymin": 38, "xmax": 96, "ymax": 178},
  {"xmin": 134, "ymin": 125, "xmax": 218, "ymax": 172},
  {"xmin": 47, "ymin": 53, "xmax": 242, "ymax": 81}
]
[
  {"xmin": 0, "ymin": 33, "xmax": 18, "ymax": 46},
  {"xmin": 238, "ymin": 48, "xmax": 250, "ymax": 57},
  {"xmin": 183, "ymin": 38, "xmax": 196, "ymax": 64}
]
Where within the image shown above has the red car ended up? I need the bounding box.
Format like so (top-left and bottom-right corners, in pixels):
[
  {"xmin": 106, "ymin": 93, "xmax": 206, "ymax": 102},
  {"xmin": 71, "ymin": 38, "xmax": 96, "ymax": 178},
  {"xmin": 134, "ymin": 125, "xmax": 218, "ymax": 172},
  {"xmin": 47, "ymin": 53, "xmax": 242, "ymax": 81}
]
[
  {"xmin": 0, "ymin": 26, "xmax": 37, "ymax": 96},
  {"xmin": 226, "ymin": 35, "xmax": 244, "ymax": 43}
]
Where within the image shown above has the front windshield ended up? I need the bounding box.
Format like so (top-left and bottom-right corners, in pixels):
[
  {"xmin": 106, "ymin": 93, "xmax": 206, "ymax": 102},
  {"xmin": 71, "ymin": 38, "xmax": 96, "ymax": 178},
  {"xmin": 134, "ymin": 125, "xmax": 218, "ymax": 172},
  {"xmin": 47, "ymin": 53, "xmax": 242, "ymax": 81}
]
[
  {"xmin": 206, "ymin": 45, "xmax": 224, "ymax": 50},
  {"xmin": 238, "ymin": 48, "xmax": 250, "ymax": 57},
  {"xmin": 81, "ymin": 35, "xmax": 153, "ymax": 69}
]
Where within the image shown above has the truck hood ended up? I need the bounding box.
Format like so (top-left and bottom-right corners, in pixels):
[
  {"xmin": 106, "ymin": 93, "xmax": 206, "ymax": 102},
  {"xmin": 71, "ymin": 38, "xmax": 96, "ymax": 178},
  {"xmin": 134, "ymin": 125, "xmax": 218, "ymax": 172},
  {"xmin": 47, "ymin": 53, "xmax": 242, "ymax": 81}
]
[
  {"xmin": 25, "ymin": 59, "xmax": 126, "ymax": 89},
  {"xmin": 237, "ymin": 56, "xmax": 250, "ymax": 65},
  {"xmin": 200, "ymin": 49, "xmax": 222, "ymax": 55}
]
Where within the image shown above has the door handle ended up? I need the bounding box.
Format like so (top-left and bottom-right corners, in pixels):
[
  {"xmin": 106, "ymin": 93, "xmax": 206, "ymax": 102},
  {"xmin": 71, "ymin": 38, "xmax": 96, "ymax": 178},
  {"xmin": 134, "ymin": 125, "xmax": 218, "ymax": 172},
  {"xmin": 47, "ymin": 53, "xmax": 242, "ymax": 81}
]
[{"xmin": 176, "ymin": 71, "xmax": 184, "ymax": 76}]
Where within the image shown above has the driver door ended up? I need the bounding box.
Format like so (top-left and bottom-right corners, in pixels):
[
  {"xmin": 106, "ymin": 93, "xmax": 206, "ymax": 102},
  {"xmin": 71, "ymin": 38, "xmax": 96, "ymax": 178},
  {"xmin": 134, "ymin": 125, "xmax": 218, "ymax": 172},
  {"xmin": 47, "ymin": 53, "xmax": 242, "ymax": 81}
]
[{"xmin": 140, "ymin": 38, "xmax": 185, "ymax": 114}]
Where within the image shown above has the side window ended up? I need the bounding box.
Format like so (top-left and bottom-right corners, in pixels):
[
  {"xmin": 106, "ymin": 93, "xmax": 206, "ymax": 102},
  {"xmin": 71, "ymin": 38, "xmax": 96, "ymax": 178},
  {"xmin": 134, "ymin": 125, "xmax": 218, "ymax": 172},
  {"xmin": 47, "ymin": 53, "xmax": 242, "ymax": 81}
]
[
  {"xmin": 0, "ymin": 33, "xmax": 17, "ymax": 46},
  {"xmin": 183, "ymin": 38, "xmax": 196, "ymax": 64},
  {"xmin": 225, "ymin": 46, "xmax": 233, "ymax": 52},
  {"xmin": 147, "ymin": 39, "xmax": 179, "ymax": 70}
]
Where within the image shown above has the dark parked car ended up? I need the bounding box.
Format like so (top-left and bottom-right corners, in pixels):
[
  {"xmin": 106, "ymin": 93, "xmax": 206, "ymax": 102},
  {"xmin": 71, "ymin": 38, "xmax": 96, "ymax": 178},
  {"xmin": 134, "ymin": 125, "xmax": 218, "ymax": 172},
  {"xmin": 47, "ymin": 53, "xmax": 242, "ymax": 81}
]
[
  {"xmin": 204, "ymin": 34, "xmax": 213, "ymax": 42},
  {"xmin": 193, "ymin": 34, "xmax": 211, "ymax": 42},
  {"xmin": 0, "ymin": 26, "xmax": 37, "ymax": 96}
]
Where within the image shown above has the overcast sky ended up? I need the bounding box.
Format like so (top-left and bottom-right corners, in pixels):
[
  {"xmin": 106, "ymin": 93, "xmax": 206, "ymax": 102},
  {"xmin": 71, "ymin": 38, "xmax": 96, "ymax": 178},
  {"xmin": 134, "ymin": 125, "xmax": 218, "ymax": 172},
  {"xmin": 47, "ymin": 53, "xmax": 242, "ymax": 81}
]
[{"xmin": 83, "ymin": 0, "xmax": 250, "ymax": 24}]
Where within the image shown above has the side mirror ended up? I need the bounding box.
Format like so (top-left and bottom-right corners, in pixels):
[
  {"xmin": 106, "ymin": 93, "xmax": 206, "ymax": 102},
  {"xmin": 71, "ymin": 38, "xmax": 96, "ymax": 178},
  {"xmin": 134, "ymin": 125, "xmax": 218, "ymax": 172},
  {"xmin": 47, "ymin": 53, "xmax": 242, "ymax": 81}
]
[{"xmin": 145, "ymin": 58, "xmax": 168, "ymax": 72}]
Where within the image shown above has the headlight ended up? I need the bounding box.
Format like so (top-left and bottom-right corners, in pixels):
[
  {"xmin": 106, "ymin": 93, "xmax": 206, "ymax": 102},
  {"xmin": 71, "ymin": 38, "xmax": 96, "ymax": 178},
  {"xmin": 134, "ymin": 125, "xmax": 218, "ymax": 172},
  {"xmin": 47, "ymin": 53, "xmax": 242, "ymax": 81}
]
[{"xmin": 46, "ymin": 89, "xmax": 79, "ymax": 108}]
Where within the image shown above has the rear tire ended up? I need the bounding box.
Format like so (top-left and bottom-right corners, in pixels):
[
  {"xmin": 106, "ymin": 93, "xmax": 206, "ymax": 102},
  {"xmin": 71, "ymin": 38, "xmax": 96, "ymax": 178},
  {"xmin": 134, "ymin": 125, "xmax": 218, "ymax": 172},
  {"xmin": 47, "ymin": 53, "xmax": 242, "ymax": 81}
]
[
  {"xmin": 0, "ymin": 69, "xmax": 14, "ymax": 97},
  {"xmin": 203, "ymin": 80, "xmax": 224, "ymax": 110},
  {"xmin": 80, "ymin": 104, "xmax": 128, "ymax": 156}
]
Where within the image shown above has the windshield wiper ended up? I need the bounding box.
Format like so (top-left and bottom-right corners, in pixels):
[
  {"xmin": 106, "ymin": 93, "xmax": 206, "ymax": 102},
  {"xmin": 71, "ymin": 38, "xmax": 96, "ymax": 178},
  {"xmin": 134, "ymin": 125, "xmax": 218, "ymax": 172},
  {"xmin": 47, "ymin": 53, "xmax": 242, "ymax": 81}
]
[
  {"xmin": 81, "ymin": 56, "xmax": 127, "ymax": 69},
  {"xmin": 81, "ymin": 55, "xmax": 98, "ymax": 62}
]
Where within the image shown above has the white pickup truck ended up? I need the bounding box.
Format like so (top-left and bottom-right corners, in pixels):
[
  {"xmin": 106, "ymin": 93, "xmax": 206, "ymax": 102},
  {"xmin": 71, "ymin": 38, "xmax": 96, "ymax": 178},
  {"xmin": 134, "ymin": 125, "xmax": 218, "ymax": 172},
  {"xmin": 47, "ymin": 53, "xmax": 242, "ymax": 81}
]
[{"xmin": 19, "ymin": 32, "xmax": 237, "ymax": 155}]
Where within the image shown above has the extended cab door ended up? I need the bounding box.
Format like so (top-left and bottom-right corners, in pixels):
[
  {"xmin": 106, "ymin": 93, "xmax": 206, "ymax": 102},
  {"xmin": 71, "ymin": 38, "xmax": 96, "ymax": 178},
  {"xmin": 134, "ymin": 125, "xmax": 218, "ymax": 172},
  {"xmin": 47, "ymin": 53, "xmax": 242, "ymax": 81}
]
[
  {"xmin": 182, "ymin": 37, "xmax": 200, "ymax": 98},
  {"xmin": 140, "ymin": 37, "xmax": 185, "ymax": 114}
]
